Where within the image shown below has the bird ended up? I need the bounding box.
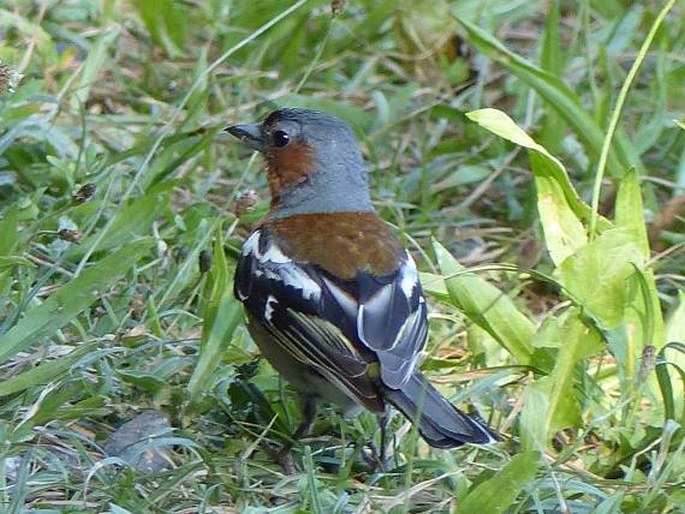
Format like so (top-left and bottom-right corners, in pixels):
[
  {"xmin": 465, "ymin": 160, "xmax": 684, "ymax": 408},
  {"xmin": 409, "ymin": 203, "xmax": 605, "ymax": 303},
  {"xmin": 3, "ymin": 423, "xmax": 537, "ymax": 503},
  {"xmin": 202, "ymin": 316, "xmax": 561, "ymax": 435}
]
[{"xmin": 226, "ymin": 108, "xmax": 499, "ymax": 460}]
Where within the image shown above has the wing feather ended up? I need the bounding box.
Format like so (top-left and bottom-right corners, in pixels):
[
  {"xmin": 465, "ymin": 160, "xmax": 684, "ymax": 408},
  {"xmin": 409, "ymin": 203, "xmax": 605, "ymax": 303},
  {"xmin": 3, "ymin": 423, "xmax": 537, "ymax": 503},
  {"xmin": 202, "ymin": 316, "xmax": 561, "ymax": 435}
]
[
  {"xmin": 356, "ymin": 253, "xmax": 427, "ymax": 388},
  {"xmin": 235, "ymin": 228, "xmax": 428, "ymax": 404}
]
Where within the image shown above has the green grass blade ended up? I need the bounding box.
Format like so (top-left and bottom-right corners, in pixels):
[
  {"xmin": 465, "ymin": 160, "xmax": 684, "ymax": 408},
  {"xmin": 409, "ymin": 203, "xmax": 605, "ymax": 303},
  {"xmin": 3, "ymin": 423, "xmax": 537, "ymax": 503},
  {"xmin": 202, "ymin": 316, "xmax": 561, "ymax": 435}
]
[
  {"xmin": 459, "ymin": 451, "xmax": 540, "ymax": 514},
  {"xmin": 67, "ymin": 186, "xmax": 172, "ymax": 259},
  {"xmin": 656, "ymin": 342, "xmax": 685, "ymax": 423},
  {"xmin": 187, "ymin": 225, "xmax": 243, "ymax": 401},
  {"xmin": 71, "ymin": 29, "xmax": 119, "ymax": 109},
  {"xmin": 454, "ymin": 15, "xmax": 644, "ymax": 178},
  {"xmin": 538, "ymin": 0, "xmax": 565, "ymax": 153},
  {"xmin": 0, "ymin": 343, "xmax": 99, "ymax": 397},
  {"xmin": 588, "ymin": 0, "xmax": 676, "ymax": 236},
  {"xmin": 0, "ymin": 239, "xmax": 151, "ymax": 364}
]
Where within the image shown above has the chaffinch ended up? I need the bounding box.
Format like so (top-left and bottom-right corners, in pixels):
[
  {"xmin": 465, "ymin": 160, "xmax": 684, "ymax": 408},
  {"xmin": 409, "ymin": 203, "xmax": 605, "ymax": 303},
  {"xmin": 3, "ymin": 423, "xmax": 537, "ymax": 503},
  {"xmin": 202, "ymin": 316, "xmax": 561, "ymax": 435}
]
[{"xmin": 227, "ymin": 108, "xmax": 498, "ymax": 453}]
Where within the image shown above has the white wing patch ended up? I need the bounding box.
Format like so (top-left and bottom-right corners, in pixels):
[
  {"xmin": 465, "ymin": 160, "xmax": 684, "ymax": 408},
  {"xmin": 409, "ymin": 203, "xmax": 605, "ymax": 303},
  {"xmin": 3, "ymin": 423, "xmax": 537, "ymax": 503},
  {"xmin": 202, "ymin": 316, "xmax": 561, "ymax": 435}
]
[
  {"xmin": 322, "ymin": 276, "xmax": 358, "ymax": 316},
  {"xmin": 242, "ymin": 229, "xmax": 322, "ymax": 302},
  {"xmin": 261, "ymin": 242, "xmax": 291, "ymax": 264},
  {"xmin": 356, "ymin": 286, "xmax": 392, "ymax": 347},
  {"xmin": 399, "ymin": 251, "xmax": 419, "ymax": 298},
  {"xmin": 265, "ymin": 266, "xmax": 320, "ymax": 301},
  {"xmin": 356, "ymin": 256, "xmax": 421, "ymax": 350},
  {"xmin": 241, "ymin": 231, "xmax": 261, "ymax": 257},
  {"xmin": 264, "ymin": 295, "xmax": 278, "ymax": 321}
]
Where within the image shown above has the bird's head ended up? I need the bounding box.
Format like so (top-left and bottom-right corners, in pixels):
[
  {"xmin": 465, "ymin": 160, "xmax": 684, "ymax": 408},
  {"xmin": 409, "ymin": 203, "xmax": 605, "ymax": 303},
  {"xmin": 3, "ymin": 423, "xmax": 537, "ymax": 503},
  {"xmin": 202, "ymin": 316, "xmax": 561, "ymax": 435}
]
[{"xmin": 227, "ymin": 108, "xmax": 373, "ymax": 217}]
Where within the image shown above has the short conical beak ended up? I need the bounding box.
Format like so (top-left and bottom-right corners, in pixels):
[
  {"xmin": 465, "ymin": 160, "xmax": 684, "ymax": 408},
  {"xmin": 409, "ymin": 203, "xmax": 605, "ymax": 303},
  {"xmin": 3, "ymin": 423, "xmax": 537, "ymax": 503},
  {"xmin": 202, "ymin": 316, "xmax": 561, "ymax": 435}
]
[{"xmin": 225, "ymin": 123, "xmax": 265, "ymax": 153}]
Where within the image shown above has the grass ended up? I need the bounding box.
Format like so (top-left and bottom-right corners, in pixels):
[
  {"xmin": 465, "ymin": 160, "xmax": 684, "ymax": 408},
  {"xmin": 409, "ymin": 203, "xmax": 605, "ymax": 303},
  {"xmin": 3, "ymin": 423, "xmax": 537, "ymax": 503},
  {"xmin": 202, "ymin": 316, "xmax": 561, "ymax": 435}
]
[{"xmin": 1, "ymin": 0, "xmax": 685, "ymax": 512}]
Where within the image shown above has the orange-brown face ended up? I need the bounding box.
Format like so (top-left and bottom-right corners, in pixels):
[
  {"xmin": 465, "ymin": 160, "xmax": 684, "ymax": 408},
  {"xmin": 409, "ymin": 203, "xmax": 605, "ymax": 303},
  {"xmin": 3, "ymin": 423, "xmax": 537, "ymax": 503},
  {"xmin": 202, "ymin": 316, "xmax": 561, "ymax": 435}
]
[
  {"xmin": 227, "ymin": 108, "xmax": 372, "ymax": 217},
  {"xmin": 264, "ymin": 132, "xmax": 314, "ymax": 207},
  {"xmin": 227, "ymin": 112, "xmax": 318, "ymax": 207}
]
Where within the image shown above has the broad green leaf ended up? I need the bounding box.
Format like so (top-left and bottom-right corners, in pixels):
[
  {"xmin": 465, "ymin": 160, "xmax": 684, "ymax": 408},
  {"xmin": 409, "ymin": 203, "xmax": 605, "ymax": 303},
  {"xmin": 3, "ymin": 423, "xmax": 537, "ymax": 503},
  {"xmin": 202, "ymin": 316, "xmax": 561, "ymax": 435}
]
[
  {"xmin": 0, "ymin": 240, "xmax": 151, "ymax": 364},
  {"xmin": 557, "ymin": 228, "xmax": 659, "ymax": 384},
  {"xmin": 459, "ymin": 451, "xmax": 540, "ymax": 514},
  {"xmin": 433, "ymin": 239, "xmax": 534, "ymax": 364},
  {"xmin": 466, "ymin": 108, "xmax": 605, "ymax": 265},
  {"xmin": 519, "ymin": 377, "xmax": 554, "ymax": 449},
  {"xmin": 419, "ymin": 271, "xmax": 448, "ymax": 298},
  {"xmin": 545, "ymin": 322, "xmax": 588, "ymax": 430},
  {"xmin": 532, "ymin": 155, "xmax": 588, "ymax": 266},
  {"xmin": 526, "ymin": 309, "xmax": 604, "ymax": 445},
  {"xmin": 453, "ymin": 15, "xmax": 644, "ymax": 177},
  {"xmin": 615, "ymin": 168, "xmax": 649, "ymax": 259},
  {"xmin": 557, "ymin": 228, "xmax": 645, "ymax": 329},
  {"xmin": 187, "ymin": 224, "xmax": 243, "ymax": 401}
]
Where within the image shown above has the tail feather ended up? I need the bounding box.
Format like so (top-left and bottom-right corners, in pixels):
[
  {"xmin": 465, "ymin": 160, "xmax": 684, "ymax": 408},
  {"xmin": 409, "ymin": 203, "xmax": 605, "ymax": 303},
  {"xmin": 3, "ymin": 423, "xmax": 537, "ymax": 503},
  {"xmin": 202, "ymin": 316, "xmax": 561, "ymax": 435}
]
[{"xmin": 383, "ymin": 372, "xmax": 499, "ymax": 448}]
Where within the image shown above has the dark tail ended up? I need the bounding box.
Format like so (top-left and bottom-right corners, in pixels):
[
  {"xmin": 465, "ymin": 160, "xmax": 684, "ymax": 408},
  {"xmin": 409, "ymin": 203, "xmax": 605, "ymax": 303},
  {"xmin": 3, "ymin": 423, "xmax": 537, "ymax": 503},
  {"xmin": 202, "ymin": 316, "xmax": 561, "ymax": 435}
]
[{"xmin": 383, "ymin": 372, "xmax": 499, "ymax": 449}]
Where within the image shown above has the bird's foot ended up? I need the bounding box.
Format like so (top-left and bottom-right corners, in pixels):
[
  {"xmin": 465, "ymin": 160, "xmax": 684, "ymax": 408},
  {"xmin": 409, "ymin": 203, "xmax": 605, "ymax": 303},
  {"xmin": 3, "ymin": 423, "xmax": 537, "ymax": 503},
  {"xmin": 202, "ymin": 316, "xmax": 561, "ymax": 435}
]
[
  {"xmin": 358, "ymin": 440, "xmax": 391, "ymax": 473},
  {"xmin": 259, "ymin": 441, "xmax": 299, "ymax": 475}
]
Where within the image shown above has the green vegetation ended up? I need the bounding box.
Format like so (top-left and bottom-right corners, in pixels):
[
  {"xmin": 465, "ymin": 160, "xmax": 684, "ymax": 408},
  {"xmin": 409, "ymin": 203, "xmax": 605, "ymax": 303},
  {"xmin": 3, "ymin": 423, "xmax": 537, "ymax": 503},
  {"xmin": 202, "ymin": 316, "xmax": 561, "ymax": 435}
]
[{"xmin": 1, "ymin": 0, "xmax": 684, "ymax": 512}]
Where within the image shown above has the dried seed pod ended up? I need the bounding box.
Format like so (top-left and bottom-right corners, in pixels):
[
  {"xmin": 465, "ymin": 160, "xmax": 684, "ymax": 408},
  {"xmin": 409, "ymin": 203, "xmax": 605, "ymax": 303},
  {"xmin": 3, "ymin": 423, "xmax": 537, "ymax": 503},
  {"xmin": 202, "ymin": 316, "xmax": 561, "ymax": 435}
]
[
  {"xmin": 198, "ymin": 249, "xmax": 212, "ymax": 273},
  {"xmin": 0, "ymin": 61, "xmax": 23, "ymax": 95},
  {"xmin": 234, "ymin": 189, "xmax": 258, "ymax": 216},
  {"xmin": 331, "ymin": 0, "xmax": 346, "ymax": 16},
  {"xmin": 72, "ymin": 183, "xmax": 97, "ymax": 203},
  {"xmin": 57, "ymin": 228, "xmax": 82, "ymax": 244}
]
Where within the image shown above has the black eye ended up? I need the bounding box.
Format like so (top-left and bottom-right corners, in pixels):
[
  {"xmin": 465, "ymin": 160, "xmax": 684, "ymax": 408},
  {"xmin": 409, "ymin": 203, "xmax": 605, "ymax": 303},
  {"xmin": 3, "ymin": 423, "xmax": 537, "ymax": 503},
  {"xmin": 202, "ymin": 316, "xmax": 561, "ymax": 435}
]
[{"xmin": 272, "ymin": 130, "xmax": 290, "ymax": 147}]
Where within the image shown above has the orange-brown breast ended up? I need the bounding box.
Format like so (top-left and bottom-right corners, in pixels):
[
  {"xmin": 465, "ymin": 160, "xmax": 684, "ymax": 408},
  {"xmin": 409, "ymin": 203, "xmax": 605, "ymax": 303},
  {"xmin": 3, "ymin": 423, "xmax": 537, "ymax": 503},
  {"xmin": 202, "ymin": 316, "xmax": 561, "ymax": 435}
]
[
  {"xmin": 266, "ymin": 212, "xmax": 405, "ymax": 279},
  {"xmin": 266, "ymin": 141, "xmax": 314, "ymax": 206}
]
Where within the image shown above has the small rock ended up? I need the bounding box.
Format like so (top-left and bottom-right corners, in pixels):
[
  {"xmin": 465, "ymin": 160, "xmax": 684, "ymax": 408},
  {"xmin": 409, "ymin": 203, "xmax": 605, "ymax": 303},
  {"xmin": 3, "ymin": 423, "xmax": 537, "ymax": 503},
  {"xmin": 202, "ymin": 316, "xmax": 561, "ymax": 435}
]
[{"xmin": 103, "ymin": 410, "xmax": 173, "ymax": 472}]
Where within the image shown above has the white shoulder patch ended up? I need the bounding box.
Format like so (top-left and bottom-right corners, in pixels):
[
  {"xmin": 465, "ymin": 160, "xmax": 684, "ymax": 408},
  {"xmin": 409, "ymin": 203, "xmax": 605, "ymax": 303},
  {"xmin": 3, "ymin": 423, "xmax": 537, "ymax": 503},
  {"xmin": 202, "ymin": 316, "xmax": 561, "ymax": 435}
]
[
  {"xmin": 244, "ymin": 230, "xmax": 321, "ymax": 302},
  {"xmin": 399, "ymin": 251, "xmax": 419, "ymax": 298},
  {"xmin": 266, "ymin": 266, "xmax": 321, "ymax": 301},
  {"xmin": 242, "ymin": 231, "xmax": 261, "ymax": 257},
  {"xmin": 261, "ymin": 242, "xmax": 291, "ymax": 264},
  {"xmin": 244, "ymin": 230, "xmax": 292, "ymax": 264}
]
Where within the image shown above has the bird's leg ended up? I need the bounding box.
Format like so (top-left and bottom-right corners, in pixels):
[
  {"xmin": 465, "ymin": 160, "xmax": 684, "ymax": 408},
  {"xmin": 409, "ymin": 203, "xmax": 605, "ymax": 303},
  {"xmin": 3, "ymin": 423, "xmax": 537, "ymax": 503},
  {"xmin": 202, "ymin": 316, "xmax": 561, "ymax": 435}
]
[
  {"xmin": 362, "ymin": 409, "xmax": 391, "ymax": 472},
  {"xmin": 266, "ymin": 395, "xmax": 318, "ymax": 474},
  {"xmin": 379, "ymin": 410, "xmax": 390, "ymax": 469},
  {"xmin": 293, "ymin": 395, "xmax": 318, "ymax": 439}
]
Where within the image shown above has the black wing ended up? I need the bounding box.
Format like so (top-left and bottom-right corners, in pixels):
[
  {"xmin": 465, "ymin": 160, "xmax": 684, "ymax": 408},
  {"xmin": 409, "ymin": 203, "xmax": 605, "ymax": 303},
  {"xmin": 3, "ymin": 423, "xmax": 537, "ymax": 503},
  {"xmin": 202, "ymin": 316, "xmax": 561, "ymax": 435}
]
[{"xmin": 235, "ymin": 228, "xmax": 428, "ymax": 405}]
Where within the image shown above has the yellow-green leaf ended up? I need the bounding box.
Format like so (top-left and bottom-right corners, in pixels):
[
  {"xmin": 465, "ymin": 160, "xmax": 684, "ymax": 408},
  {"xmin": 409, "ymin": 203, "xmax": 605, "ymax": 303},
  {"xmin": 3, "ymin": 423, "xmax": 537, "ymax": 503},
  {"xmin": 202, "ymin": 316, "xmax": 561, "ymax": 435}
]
[{"xmin": 433, "ymin": 239, "xmax": 534, "ymax": 364}]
